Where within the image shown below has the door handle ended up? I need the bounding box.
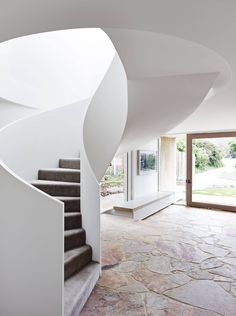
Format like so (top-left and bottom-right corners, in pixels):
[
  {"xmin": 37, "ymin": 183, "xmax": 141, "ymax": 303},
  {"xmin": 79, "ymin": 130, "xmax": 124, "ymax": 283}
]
[{"xmin": 186, "ymin": 179, "xmax": 191, "ymax": 184}]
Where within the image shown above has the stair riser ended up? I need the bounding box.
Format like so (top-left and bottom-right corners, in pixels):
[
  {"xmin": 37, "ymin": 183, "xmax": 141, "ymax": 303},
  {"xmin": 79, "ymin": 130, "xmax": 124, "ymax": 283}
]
[
  {"xmin": 65, "ymin": 232, "xmax": 85, "ymax": 251},
  {"xmin": 65, "ymin": 215, "xmax": 81, "ymax": 230},
  {"xmin": 38, "ymin": 170, "xmax": 80, "ymax": 183},
  {"xmin": 33, "ymin": 184, "xmax": 80, "ymax": 197},
  {"xmin": 63, "ymin": 199, "xmax": 80, "ymax": 212},
  {"xmin": 64, "ymin": 248, "xmax": 92, "ymax": 281},
  {"xmin": 59, "ymin": 159, "xmax": 80, "ymax": 170}
]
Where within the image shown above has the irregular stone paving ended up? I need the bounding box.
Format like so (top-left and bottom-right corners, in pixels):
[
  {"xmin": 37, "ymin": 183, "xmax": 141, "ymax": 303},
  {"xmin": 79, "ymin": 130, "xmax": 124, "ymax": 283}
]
[{"xmin": 81, "ymin": 205, "xmax": 236, "ymax": 315}]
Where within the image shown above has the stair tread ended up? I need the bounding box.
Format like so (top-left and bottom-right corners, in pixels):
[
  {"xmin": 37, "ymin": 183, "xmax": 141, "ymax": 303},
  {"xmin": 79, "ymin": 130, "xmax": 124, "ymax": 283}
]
[
  {"xmin": 55, "ymin": 196, "xmax": 80, "ymax": 212},
  {"xmin": 31, "ymin": 180, "xmax": 80, "ymax": 185},
  {"xmin": 65, "ymin": 228, "xmax": 85, "ymax": 237},
  {"xmin": 65, "ymin": 212, "xmax": 80, "ymax": 217},
  {"xmin": 60, "ymin": 158, "xmax": 80, "ymax": 161},
  {"xmin": 39, "ymin": 168, "xmax": 80, "ymax": 173},
  {"xmin": 64, "ymin": 245, "xmax": 91, "ymax": 262},
  {"xmin": 54, "ymin": 196, "xmax": 80, "ymax": 201},
  {"xmin": 64, "ymin": 262, "xmax": 100, "ymax": 316}
]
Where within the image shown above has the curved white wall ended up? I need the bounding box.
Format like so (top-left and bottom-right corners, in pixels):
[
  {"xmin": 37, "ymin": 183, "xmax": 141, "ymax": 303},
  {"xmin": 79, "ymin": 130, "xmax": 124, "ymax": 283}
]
[
  {"xmin": 0, "ymin": 162, "xmax": 63, "ymax": 316},
  {"xmin": 83, "ymin": 54, "xmax": 128, "ymax": 181},
  {"xmin": 0, "ymin": 100, "xmax": 90, "ymax": 180}
]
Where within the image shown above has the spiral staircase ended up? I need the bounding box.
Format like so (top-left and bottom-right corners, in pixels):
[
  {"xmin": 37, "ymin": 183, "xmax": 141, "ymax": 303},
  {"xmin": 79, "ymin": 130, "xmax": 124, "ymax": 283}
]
[{"xmin": 0, "ymin": 2, "xmax": 233, "ymax": 315}]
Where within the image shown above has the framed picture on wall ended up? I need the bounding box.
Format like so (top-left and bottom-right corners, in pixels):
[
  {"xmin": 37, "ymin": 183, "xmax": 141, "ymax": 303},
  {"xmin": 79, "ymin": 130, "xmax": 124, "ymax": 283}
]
[{"xmin": 137, "ymin": 150, "xmax": 157, "ymax": 175}]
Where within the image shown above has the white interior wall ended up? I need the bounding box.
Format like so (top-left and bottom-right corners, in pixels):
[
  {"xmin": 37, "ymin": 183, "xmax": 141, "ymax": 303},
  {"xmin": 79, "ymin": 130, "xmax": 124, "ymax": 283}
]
[
  {"xmin": 131, "ymin": 139, "xmax": 159, "ymax": 199},
  {"xmin": 160, "ymin": 136, "xmax": 177, "ymax": 192}
]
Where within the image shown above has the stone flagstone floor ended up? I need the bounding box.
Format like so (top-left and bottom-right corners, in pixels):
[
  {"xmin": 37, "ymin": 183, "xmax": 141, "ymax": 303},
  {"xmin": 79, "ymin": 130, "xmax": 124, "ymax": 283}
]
[{"xmin": 81, "ymin": 205, "xmax": 236, "ymax": 316}]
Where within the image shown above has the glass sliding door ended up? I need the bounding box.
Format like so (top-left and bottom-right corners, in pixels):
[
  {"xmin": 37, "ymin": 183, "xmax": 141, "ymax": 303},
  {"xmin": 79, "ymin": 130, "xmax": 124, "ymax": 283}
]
[{"xmin": 187, "ymin": 132, "xmax": 236, "ymax": 211}]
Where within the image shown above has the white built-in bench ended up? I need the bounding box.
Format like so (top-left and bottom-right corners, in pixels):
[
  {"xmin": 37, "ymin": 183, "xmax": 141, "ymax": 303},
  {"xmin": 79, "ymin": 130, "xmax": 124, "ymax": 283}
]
[{"xmin": 113, "ymin": 191, "xmax": 175, "ymax": 220}]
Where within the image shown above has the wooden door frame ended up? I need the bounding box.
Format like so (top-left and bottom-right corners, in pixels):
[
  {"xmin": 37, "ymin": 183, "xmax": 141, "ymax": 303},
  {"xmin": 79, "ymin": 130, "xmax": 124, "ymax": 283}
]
[{"xmin": 186, "ymin": 131, "xmax": 236, "ymax": 212}]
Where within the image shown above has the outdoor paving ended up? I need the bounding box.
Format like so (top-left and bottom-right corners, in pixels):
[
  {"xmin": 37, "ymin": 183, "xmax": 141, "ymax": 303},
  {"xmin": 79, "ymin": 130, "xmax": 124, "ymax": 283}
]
[{"xmin": 81, "ymin": 205, "xmax": 236, "ymax": 316}]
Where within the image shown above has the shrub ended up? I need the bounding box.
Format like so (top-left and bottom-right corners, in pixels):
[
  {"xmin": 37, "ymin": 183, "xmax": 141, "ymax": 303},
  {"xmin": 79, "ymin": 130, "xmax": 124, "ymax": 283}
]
[
  {"xmin": 177, "ymin": 139, "xmax": 186, "ymax": 152},
  {"xmin": 229, "ymin": 139, "xmax": 236, "ymax": 158},
  {"xmin": 193, "ymin": 140, "xmax": 223, "ymax": 171}
]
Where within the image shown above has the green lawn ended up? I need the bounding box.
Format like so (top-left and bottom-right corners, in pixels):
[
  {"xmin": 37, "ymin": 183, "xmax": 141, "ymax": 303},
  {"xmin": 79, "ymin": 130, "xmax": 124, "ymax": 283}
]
[
  {"xmin": 193, "ymin": 187, "xmax": 236, "ymax": 197},
  {"xmin": 101, "ymin": 174, "xmax": 124, "ymax": 187}
]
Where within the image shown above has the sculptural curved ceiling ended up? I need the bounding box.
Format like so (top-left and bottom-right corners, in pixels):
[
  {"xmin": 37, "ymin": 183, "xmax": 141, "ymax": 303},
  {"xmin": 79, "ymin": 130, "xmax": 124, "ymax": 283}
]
[{"xmin": 0, "ymin": 0, "xmax": 235, "ymax": 134}]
